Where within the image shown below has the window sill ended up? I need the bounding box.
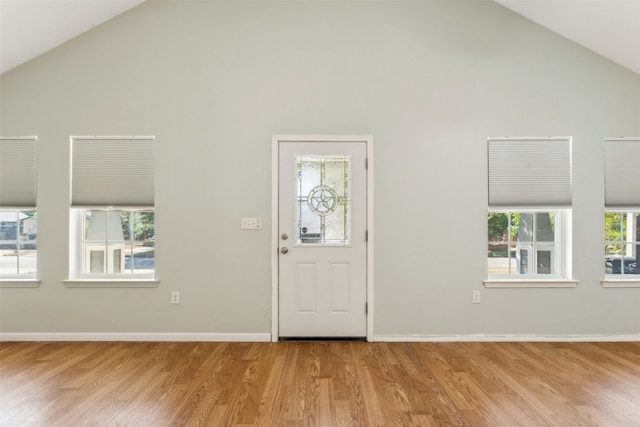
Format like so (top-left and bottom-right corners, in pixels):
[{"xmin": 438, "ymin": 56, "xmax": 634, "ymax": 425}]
[
  {"xmin": 601, "ymin": 279, "xmax": 640, "ymax": 288},
  {"xmin": 0, "ymin": 279, "xmax": 41, "ymax": 288},
  {"xmin": 484, "ymin": 279, "xmax": 578, "ymax": 288},
  {"xmin": 63, "ymin": 279, "xmax": 159, "ymax": 288}
]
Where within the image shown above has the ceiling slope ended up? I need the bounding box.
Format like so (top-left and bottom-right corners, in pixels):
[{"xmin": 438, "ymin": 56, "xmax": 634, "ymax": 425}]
[
  {"xmin": 0, "ymin": 0, "xmax": 145, "ymax": 74},
  {"xmin": 495, "ymin": 0, "xmax": 640, "ymax": 75},
  {"xmin": 0, "ymin": 0, "xmax": 639, "ymax": 76}
]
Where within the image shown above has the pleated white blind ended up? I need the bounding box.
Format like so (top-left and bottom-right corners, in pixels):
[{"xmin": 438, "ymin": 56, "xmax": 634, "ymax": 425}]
[
  {"xmin": 0, "ymin": 137, "xmax": 37, "ymax": 208},
  {"xmin": 604, "ymin": 138, "xmax": 640, "ymax": 208},
  {"xmin": 71, "ymin": 137, "xmax": 155, "ymax": 207},
  {"xmin": 488, "ymin": 137, "xmax": 572, "ymax": 207}
]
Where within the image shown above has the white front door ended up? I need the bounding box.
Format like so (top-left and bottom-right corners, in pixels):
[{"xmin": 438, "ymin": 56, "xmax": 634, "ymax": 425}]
[{"xmin": 277, "ymin": 139, "xmax": 368, "ymax": 338}]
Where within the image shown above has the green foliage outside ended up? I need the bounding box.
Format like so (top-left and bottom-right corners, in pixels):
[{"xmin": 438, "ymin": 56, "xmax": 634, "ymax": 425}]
[
  {"xmin": 120, "ymin": 211, "xmax": 155, "ymax": 242},
  {"xmin": 487, "ymin": 212, "xmax": 520, "ymax": 242},
  {"xmin": 487, "ymin": 213, "xmax": 507, "ymax": 242},
  {"xmin": 604, "ymin": 212, "xmax": 622, "ymax": 254}
]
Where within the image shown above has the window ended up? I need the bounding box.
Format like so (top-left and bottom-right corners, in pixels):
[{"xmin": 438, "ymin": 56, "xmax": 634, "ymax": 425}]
[
  {"xmin": 295, "ymin": 155, "xmax": 351, "ymax": 246},
  {"xmin": 604, "ymin": 212, "xmax": 639, "ymax": 276},
  {"xmin": 77, "ymin": 210, "xmax": 154, "ymax": 276},
  {"xmin": 486, "ymin": 137, "xmax": 574, "ymax": 286},
  {"xmin": 488, "ymin": 211, "xmax": 562, "ymax": 276},
  {"xmin": 69, "ymin": 136, "xmax": 155, "ymax": 280},
  {"xmin": 0, "ymin": 137, "xmax": 37, "ymax": 281},
  {"xmin": 0, "ymin": 210, "xmax": 37, "ymax": 278},
  {"xmin": 603, "ymin": 138, "xmax": 640, "ymax": 283}
]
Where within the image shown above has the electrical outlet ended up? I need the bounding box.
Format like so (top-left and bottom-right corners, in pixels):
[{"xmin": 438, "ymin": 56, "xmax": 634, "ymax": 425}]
[
  {"xmin": 171, "ymin": 291, "xmax": 180, "ymax": 304},
  {"xmin": 241, "ymin": 218, "xmax": 262, "ymax": 230},
  {"xmin": 472, "ymin": 290, "xmax": 481, "ymax": 304}
]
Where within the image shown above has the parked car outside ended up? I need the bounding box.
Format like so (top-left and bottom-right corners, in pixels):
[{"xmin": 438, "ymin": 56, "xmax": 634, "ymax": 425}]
[{"xmin": 605, "ymin": 256, "xmax": 639, "ymax": 274}]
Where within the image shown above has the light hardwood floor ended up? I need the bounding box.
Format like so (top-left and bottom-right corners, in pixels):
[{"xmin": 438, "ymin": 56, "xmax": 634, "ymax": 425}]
[{"xmin": 1, "ymin": 341, "xmax": 639, "ymax": 426}]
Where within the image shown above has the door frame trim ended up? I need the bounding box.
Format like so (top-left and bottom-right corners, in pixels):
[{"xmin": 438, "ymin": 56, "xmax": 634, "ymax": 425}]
[{"xmin": 271, "ymin": 135, "xmax": 374, "ymax": 342}]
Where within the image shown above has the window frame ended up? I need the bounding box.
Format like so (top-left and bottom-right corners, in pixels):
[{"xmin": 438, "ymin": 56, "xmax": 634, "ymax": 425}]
[
  {"xmin": 76, "ymin": 208, "xmax": 155, "ymax": 277},
  {"xmin": 602, "ymin": 137, "xmax": 640, "ymax": 287},
  {"xmin": 485, "ymin": 208, "xmax": 575, "ymax": 288},
  {"xmin": 67, "ymin": 208, "xmax": 158, "ymax": 286},
  {"xmin": 66, "ymin": 136, "xmax": 157, "ymax": 287},
  {"xmin": 602, "ymin": 209, "xmax": 640, "ymax": 287},
  {"xmin": 0, "ymin": 137, "xmax": 39, "ymax": 286},
  {"xmin": 485, "ymin": 136, "xmax": 576, "ymax": 288},
  {"xmin": 0, "ymin": 209, "xmax": 39, "ymax": 285}
]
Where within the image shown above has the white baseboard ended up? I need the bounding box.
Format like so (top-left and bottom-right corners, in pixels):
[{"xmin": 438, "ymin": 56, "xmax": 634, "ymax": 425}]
[
  {"xmin": 374, "ymin": 334, "xmax": 640, "ymax": 342},
  {"xmin": 2, "ymin": 332, "xmax": 637, "ymax": 343},
  {"xmin": 0, "ymin": 332, "xmax": 272, "ymax": 342}
]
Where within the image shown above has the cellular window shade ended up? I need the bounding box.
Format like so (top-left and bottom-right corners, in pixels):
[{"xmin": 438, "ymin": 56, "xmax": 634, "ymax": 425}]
[
  {"xmin": 604, "ymin": 138, "xmax": 640, "ymax": 207},
  {"xmin": 488, "ymin": 138, "xmax": 572, "ymax": 207},
  {"xmin": 0, "ymin": 138, "xmax": 37, "ymax": 208},
  {"xmin": 71, "ymin": 137, "xmax": 154, "ymax": 207}
]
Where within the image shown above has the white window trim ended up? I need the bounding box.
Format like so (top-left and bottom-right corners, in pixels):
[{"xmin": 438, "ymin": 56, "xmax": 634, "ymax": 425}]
[
  {"xmin": 485, "ymin": 209, "xmax": 576, "ymax": 288},
  {"xmin": 63, "ymin": 279, "xmax": 158, "ymax": 288},
  {"xmin": 602, "ymin": 209, "xmax": 640, "ymax": 287},
  {"xmin": 68, "ymin": 209, "xmax": 157, "ymax": 286},
  {"xmin": 1, "ymin": 137, "xmax": 38, "ymax": 282},
  {"xmin": 600, "ymin": 279, "xmax": 640, "ymax": 288},
  {"xmin": 0, "ymin": 209, "xmax": 38, "ymax": 283},
  {"xmin": 484, "ymin": 279, "xmax": 578, "ymax": 288},
  {"xmin": 0, "ymin": 279, "xmax": 40, "ymax": 288}
]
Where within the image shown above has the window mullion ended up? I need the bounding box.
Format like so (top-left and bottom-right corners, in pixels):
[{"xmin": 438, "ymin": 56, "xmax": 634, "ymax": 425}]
[
  {"xmin": 533, "ymin": 213, "xmax": 538, "ymax": 274},
  {"xmin": 129, "ymin": 211, "xmax": 134, "ymax": 274},
  {"xmin": 104, "ymin": 211, "xmax": 109, "ymax": 274},
  {"xmin": 15, "ymin": 211, "xmax": 20, "ymax": 274},
  {"xmin": 507, "ymin": 212, "xmax": 513, "ymax": 274}
]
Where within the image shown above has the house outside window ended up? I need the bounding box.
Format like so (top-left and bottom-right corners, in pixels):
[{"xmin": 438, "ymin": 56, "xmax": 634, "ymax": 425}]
[
  {"xmin": 603, "ymin": 138, "xmax": 640, "ymax": 284},
  {"xmin": 488, "ymin": 211, "xmax": 562, "ymax": 276},
  {"xmin": 604, "ymin": 212, "xmax": 639, "ymax": 276},
  {"xmin": 0, "ymin": 211, "xmax": 37, "ymax": 277},
  {"xmin": 69, "ymin": 136, "xmax": 155, "ymax": 280},
  {"xmin": 0, "ymin": 137, "xmax": 37, "ymax": 281},
  {"xmin": 76, "ymin": 210, "xmax": 154, "ymax": 276},
  {"xmin": 486, "ymin": 137, "xmax": 574, "ymax": 287}
]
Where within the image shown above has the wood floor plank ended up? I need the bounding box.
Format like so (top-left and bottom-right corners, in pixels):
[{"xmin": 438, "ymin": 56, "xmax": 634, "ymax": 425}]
[
  {"xmin": 1, "ymin": 341, "xmax": 640, "ymax": 426},
  {"xmin": 411, "ymin": 344, "xmax": 476, "ymax": 425},
  {"xmin": 349, "ymin": 344, "xmax": 383, "ymax": 426},
  {"xmin": 393, "ymin": 343, "xmax": 458, "ymax": 419}
]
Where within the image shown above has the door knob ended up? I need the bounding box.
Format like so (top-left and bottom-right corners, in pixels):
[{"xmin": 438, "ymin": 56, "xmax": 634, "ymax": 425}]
[{"xmin": 280, "ymin": 247, "xmax": 289, "ymax": 254}]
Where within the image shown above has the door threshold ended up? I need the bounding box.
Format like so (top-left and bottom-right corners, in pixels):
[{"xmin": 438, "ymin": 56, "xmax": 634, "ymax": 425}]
[{"xmin": 279, "ymin": 337, "xmax": 366, "ymax": 342}]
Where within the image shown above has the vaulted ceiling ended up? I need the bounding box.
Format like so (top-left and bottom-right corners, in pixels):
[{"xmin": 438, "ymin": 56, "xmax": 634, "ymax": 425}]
[
  {"xmin": 0, "ymin": 0, "xmax": 145, "ymax": 75},
  {"xmin": 495, "ymin": 0, "xmax": 640, "ymax": 76},
  {"xmin": 1, "ymin": 0, "xmax": 639, "ymax": 76}
]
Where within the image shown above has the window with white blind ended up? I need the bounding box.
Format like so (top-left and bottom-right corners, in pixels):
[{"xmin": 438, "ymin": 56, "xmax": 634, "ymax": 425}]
[
  {"xmin": 0, "ymin": 137, "xmax": 38, "ymax": 282},
  {"xmin": 603, "ymin": 138, "xmax": 640, "ymax": 286},
  {"xmin": 485, "ymin": 137, "xmax": 574, "ymax": 287},
  {"xmin": 69, "ymin": 136, "xmax": 155, "ymax": 281}
]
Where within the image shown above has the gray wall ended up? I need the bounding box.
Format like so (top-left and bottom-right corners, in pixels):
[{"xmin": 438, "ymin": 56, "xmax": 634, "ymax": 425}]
[{"xmin": 1, "ymin": 0, "xmax": 639, "ymax": 338}]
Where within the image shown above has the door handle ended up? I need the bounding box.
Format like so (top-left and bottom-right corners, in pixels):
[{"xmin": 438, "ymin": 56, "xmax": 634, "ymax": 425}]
[{"xmin": 280, "ymin": 247, "xmax": 289, "ymax": 254}]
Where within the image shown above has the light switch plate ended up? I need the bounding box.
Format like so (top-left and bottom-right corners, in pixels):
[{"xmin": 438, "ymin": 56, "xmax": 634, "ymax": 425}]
[{"xmin": 241, "ymin": 217, "xmax": 262, "ymax": 230}]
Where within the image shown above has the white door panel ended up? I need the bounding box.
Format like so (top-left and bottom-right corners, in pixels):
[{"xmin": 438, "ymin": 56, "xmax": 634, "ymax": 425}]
[{"xmin": 278, "ymin": 141, "xmax": 367, "ymax": 337}]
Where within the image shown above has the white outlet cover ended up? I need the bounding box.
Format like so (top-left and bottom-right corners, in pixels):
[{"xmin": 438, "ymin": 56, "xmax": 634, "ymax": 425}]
[
  {"xmin": 472, "ymin": 291, "xmax": 481, "ymax": 303},
  {"xmin": 241, "ymin": 217, "xmax": 262, "ymax": 230}
]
